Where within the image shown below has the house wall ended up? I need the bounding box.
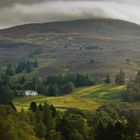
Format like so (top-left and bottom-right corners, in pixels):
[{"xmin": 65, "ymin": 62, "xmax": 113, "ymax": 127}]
[{"xmin": 25, "ymin": 90, "xmax": 38, "ymax": 96}]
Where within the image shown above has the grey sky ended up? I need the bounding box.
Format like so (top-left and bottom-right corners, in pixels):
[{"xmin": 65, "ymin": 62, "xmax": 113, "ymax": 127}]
[{"xmin": 0, "ymin": 0, "xmax": 140, "ymax": 29}]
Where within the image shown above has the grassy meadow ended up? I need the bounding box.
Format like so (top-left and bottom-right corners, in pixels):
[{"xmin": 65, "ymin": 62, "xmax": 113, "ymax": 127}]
[{"xmin": 14, "ymin": 84, "xmax": 126, "ymax": 111}]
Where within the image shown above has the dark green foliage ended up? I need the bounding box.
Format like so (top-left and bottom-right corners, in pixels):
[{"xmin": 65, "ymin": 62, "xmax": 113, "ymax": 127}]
[
  {"xmin": 45, "ymin": 73, "xmax": 94, "ymax": 87},
  {"xmin": 26, "ymin": 60, "xmax": 32, "ymax": 73},
  {"xmin": 23, "ymin": 81, "xmax": 34, "ymax": 90},
  {"xmin": 0, "ymin": 74, "xmax": 13, "ymax": 104},
  {"xmin": 95, "ymin": 122, "xmax": 104, "ymax": 140},
  {"xmin": 104, "ymin": 74, "xmax": 111, "ymax": 84},
  {"xmin": 9, "ymin": 102, "xmax": 17, "ymax": 111},
  {"xmin": 0, "ymin": 102, "xmax": 140, "ymax": 140},
  {"xmin": 64, "ymin": 108, "xmax": 86, "ymax": 118},
  {"xmin": 125, "ymin": 109, "xmax": 140, "ymax": 139},
  {"xmin": 50, "ymin": 105, "xmax": 57, "ymax": 117},
  {"xmin": 46, "ymin": 130, "xmax": 61, "ymax": 140},
  {"xmin": 0, "ymin": 69, "xmax": 114, "ymax": 99},
  {"xmin": 44, "ymin": 73, "xmax": 94, "ymax": 96},
  {"xmin": 69, "ymin": 129, "xmax": 84, "ymax": 140},
  {"xmin": 61, "ymin": 82, "xmax": 75, "ymax": 94},
  {"xmin": 0, "ymin": 85, "xmax": 12, "ymax": 104},
  {"xmin": 93, "ymin": 103, "xmax": 140, "ymax": 140},
  {"xmin": 15, "ymin": 61, "xmax": 26, "ymax": 74},
  {"xmin": 33, "ymin": 59, "xmax": 39, "ymax": 68},
  {"xmin": 75, "ymin": 74, "xmax": 94, "ymax": 87},
  {"xmin": 19, "ymin": 76, "xmax": 26, "ymax": 84},
  {"xmin": 35, "ymin": 121, "xmax": 46, "ymax": 139},
  {"xmin": 57, "ymin": 113, "xmax": 88, "ymax": 140},
  {"xmin": 35, "ymin": 81, "xmax": 47, "ymax": 95},
  {"xmin": 5, "ymin": 64, "xmax": 14, "ymax": 76},
  {"xmin": 6, "ymin": 72, "xmax": 99, "ymax": 97},
  {"xmin": 95, "ymin": 121, "xmax": 132, "ymax": 140},
  {"xmin": 0, "ymin": 69, "xmax": 97, "ymax": 97},
  {"xmin": 115, "ymin": 69, "xmax": 125, "ymax": 85},
  {"xmin": 47, "ymin": 85, "xmax": 59, "ymax": 96},
  {"xmin": 42, "ymin": 103, "xmax": 56, "ymax": 130},
  {"xmin": 22, "ymin": 77, "xmax": 47, "ymax": 95},
  {"xmin": 123, "ymin": 70, "xmax": 140, "ymax": 102},
  {"xmin": 38, "ymin": 104, "xmax": 43, "ymax": 111},
  {"xmin": 15, "ymin": 60, "xmax": 39, "ymax": 74},
  {"xmin": 29, "ymin": 102, "xmax": 37, "ymax": 112}
]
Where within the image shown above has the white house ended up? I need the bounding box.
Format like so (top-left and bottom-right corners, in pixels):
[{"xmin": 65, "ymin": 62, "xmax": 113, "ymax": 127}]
[{"xmin": 25, "ymin": 90, "xmax": 38, "ymax": 96}]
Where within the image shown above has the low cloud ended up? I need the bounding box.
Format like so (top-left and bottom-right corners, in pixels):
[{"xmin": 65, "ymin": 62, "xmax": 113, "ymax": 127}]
[{"xmin": 0, "ymin": 0, "xmax": 140, "ymax": 28}]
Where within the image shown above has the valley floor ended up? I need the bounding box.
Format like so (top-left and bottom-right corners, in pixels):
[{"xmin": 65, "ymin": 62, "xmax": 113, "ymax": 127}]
[{"xmin": 14, "ymin": 84, "xmax": 126, "ymax": 111}]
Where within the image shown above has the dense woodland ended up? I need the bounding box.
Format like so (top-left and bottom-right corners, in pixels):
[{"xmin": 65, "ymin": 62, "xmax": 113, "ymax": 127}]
[
  {"xmin": 1, "ymin": 60, "xmax": 140, "ymax": 140},
  {"xmin": 0, "ymin": 102, "xmax": 140, "ymax": 140}
]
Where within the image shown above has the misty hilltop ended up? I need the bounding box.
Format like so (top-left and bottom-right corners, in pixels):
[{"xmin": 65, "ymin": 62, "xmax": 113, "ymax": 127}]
[
  {"xmin": 1, "ymin": 0, "xmax": 140, "ymax": 29},
  {"xmin": 0, "ymin": 19, "xmax": 140, "ymax": 78}
]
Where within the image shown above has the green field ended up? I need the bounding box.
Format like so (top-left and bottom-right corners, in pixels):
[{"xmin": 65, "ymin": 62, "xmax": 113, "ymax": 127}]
[{"xmin": 14, "ymin": 84, "xmax": 125, "ymax": 111}]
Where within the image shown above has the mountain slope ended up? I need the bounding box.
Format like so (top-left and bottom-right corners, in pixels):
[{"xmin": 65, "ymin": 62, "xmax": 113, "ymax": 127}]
[{"xmin": 0, "ymin": 19, "xmax": 140, "ymax": 78}]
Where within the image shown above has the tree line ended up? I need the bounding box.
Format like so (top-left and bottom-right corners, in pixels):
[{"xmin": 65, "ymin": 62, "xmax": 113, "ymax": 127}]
[
  {"xmin": 0, "ymin": 68, "xmax": 126, "ymax": 105},
  {"xmin": 0, "ymin": 102, "xmax": 139, "ymax": 140},
  {"xmin": 0, "ymin": 73, "xmax": 95, "ymax": 104},
  {"xmin": 123, "ymin": 70, "xmax": 140, "ymax": 102},
  {"xmin": 5, "ymin": 59, "xmax": 39, "ymax": 76}
]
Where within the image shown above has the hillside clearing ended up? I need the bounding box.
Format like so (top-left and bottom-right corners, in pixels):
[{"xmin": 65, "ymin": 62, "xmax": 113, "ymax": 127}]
[{"xmin": 14, "ymin": 84, "xmax": 125, "ymax": 111}]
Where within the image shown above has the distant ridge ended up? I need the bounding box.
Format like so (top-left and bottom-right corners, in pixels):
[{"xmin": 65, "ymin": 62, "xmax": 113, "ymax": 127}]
[{"xmin": 0, "ymin": 19, "xmax": 140, "ymax": 38}]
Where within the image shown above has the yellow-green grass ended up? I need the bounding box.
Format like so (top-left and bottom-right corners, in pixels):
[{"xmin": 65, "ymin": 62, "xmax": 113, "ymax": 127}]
[{"xmin": 14, "ymin": 84, "xmax": 125, "ymax": 111}]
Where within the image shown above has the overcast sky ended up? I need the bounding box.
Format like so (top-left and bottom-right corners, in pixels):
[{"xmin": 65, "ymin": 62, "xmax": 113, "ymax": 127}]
[{"xmin": 0, "ymin": 0, "xmax": 140, "ymax": 29}]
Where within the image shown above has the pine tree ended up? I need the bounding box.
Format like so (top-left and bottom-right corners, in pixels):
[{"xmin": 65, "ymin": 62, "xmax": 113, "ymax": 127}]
[
  {"xmin": 19, "ymin": 76, "xmax": 26, "ymax": 84},
  {"xmin": 38, "ymin": 104, "xmax": 43, "ymax": 111},
  {"xmin": 5, "ymin": 64, "xmax": 14, "ymax": 76},
  {"xmin": 15, "ymin": 61, "xmax": 26, "ymax": 74},
  {"xmin": 26, "ymin": 60, "xmax": 32, "ymax": 73},
  {"xmin": 29, "ymin": 102, "xmax": 37, "ymax": 112},
  {"xmin": 105, "ymin": 74, "xmax": 111, "ymax": 84},
  {"xmin": 33, "ymin": 59, "xmax": 39, "ymax": 68},
  {"xmin": 42, "ymin": 103, "xmax": 55, "ymax": 130},
  {"xmin": 115, "ymin": 69, "xmax": 125, "ymax": 84},
  {"xmin": 0, "ymin": 85, "xmax": 12, "ymax": 104}
]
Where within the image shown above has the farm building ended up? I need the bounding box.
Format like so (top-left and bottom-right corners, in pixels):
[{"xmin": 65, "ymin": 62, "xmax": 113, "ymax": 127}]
[{"xmin": 24, "ymin": 90, "xmax": 38, "ymax": 96}]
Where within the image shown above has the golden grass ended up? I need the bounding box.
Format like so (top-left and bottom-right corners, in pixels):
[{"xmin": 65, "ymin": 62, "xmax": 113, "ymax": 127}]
[{"xmin": 14, "ymin": 84, "xmax": 125, "ymax": 111}]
